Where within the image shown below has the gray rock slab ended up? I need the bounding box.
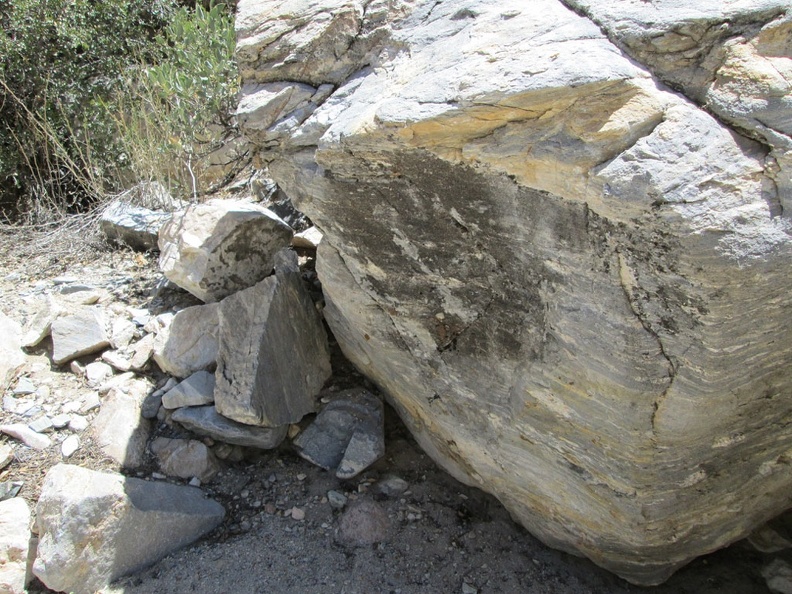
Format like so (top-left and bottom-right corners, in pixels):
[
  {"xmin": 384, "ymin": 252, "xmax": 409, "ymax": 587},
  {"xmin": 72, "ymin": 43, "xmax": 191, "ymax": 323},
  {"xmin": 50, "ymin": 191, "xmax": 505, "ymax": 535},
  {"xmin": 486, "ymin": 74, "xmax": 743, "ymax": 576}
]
[
  {"xmin": 161, "ymin": 371, "xmax": 215, "ymax": 409},
  {"xmin": 0, "ymin": 312, "xmax": 25, "ymax": 393},
  {"xmin": 150, "ymin": 438, "xmax": 221, "ymax": 482},
  {"xmin": 92, "ymin": 389, "xmax": 151, "ymax": 469},
  {"xmin": 172, "ymin": 406, "xmax": 287, "ymax": 449},
  {"xmin": 21, "ymin": 293, "xmax": 58, "ymax": 348},
  {"xmin": 12, "ymin": 378, "xmax": 35, "ymax": 395},
  {"xmin": 293, "ymin": 389, "xmax": 384, "ymax": 479},
  {"xmin": 214, "ymin": 254, "xmax": 331, "ymax": 427},
  {"xmin": 158, "ymin": 199, "xmax": 294, "ymax": 303},
  {"xmin": 0, "ymin": 497, "xmax": 30, "ymax": 594},
  {"xmin": 50, "ymin": 307, "xmax": 110, "ymax": 366},
  {"xmin": 101, "ymin": 200, "xmax": 173, "ymax": 251},
  {"xmin": 153, "ymin": 304, "xmax": 219, "ymax": 378},
  {"xmin": 33, "ymin": 464, "xmax": 224, "ymax": 594}
]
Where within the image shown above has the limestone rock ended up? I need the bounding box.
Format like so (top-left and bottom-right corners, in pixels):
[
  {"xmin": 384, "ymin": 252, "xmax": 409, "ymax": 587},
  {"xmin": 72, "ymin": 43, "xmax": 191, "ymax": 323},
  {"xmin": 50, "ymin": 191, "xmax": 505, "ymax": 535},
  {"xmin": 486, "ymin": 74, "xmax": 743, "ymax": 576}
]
[
  {"xmin": 50, "ymin": 307, "xmax": 110, "ymax": 366},
  {"xmin": 152, "ymin": 303, "xmax": 219, "ymax": 378},
  {"xmin": 172, "ymin": 406, "xmax": 287, "ymax": 449},
  {"xmin": 161, "ymin": 371, "xmax": 215, "ymax": 409},
  {"xmin": 0, "ymin": 424, "xmax": 51, "ymax": 451},
  {"xmin": 150, "ymin": 437, "xmax": 221, "ymax": 482},
  {"xmin": 0, "ymin": 312, "xmax": 25, "ymax": 393},
  {"xmin": 84, "ymin": 361, "xmax": 113, "ymax": 387},
  {"xmin": 292, "ymin": 389, "xmax": 384, "ymax": 479},
  {"xmin": 20, "ymin": 293, "xmax": 58, "ymax": 348},
  {"xmin": 214, "ymin": 251, "xmax": 331, "ymax": 427},
  {"xmin": 0, "ymin": 497, "xmax": 30, "ymax": 594},
  {"xmin": 100, "ymin": 199, "xmax": 172, "ymax": 251},
  {"xmin": 239, "ymin": 0, "xmax": 792, "ymax": 585},
  {"xmin": 292, "ymin": 226, "xmax": 323, "ymax": 249},
  {"xmin": 33, "ymin": 464, "xmax": 224, "ymax": 594},
  {"xmin": 92, "ymin": 388, "xmax": 151, "ymax": 469},
  {"xmin": 158, "ymin": 199, "xmax": 293, "ymax": 303}
]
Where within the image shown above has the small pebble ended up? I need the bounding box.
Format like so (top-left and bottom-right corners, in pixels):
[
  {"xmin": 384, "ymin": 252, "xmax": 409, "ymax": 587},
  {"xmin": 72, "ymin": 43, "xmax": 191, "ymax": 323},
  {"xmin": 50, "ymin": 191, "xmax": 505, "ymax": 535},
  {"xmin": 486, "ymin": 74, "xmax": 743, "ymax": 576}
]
[
  {"xmin": 462, "ymin": 583, "xmax": 478, "ymax": 594},
  {"xmin": 28, "ymin": 416, "xmax": 54, "ymax": 434},
  {"xmin": 68, "ymin": 415, "xmax": 89, "ymax": 433},
  {"xmin": 291, "ymin": 507, "xmax": 305, "ymax": 521},
  {"xmin": 13, "ymin": 377, "xmax": 36, "ymax": 395},
  {"xmin": 151, "ymin": 472, "xmax": 166, "ymax": 480},
  {"xmin": 189, "ymin": 477, "xmax": 202, "ymax": 487},
  {"xmin": 327, "ymin": 490, "xmax": 347, "ymax": 510},
  {"xmin": 61, "ymin": 435, "xmax": 80, "ymax": 458}
]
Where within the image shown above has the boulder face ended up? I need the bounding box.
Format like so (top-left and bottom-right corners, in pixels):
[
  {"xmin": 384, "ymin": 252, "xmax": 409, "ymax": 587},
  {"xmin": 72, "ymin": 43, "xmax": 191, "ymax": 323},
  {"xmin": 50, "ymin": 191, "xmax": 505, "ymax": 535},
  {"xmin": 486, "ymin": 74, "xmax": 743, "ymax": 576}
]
[{"xmin": 237, "ymin": 0, "xmax": 792, "ymax": 585}]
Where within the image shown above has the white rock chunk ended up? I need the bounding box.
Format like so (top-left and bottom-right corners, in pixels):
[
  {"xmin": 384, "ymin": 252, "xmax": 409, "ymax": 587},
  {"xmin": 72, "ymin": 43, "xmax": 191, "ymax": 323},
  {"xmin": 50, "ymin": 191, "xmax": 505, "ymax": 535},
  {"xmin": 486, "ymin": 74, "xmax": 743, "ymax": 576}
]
[
  {"xmin": 0, "ymin": 497, "xmax": 30, "ymax": 594},
  {"xmin": 0, "ymin": 424, "xmax": 51, "ymax": 450},
  {"xmin": 158, "ymin": 199, "xmax": 293, "ymax": 303},
  {"xmin": 84, "ymin": 361, "xmax": 113, "ymax": 387},
  {"xmin": 50, "ymin": 307, "xmax": 110, "ymax": 366},
  {"xmin": 152, "ymin": 303, "xmax": 219, "ymax": 378},
  {"xmin": 161, "ymin": 371, "xmax": 215, "ymax": 409},
  {"xmin": 33, "ymin": 464, "xmax": 224, "ymax": 594},
  {"xmin": 61, "ymin": 435, "xmax": 80, "ymax": 458},
  {"xmin": 91, "ymin": 389, "xmax": 151, "ymax": 469}
]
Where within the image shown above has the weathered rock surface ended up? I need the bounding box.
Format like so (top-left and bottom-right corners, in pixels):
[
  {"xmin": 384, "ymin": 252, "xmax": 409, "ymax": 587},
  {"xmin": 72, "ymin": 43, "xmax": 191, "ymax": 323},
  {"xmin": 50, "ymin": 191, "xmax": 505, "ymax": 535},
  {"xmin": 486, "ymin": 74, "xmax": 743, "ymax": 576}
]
[
  {"xmin": 172, "ymin": 405, "xmax": 288, "ymax": 449},
  {"xmin": 0, "ymin": 312, "xmax": 25, "ymax": 393},
  {"xmin": 293, "ymin": 389, "xmax": 385, "ymax": 479},
  {"xmin": 161, "ymin": 371, "xmax": 215, "ymax": 409},
  {"xmin": 0, "ymin": 497, "xmax": 30, "ymax": 594},
  {"xmin": 92, "ymin": 387, "xmax": 151, "ymax": 469},
  {"xmin": 33, "ymin": 464, "xmax": 224, "ymax": 594},
  {"xmin": 101, "ymin": 200, "xmax": 173, "ymax": 251},
  {"xmin": 158, "ymin": 199, "xmax": 293, "ymax": 302},
  {"xmin": 50, "ymin": 307, "xmax": 110, "ymax": 366},
  {"xmin": 151, "ymin": 438, "xmax": 221, "ymax": 482},
  {"xmin": 152, "ymin": 303, "xmax": 219, "ymax": 378},
  {"xmin": 238, "ymin": 0, "xmax": 792, "ymax": 585},
  {"xmin": 214, "ymin": 250, "xmax": 331, "ymax": 427},
  {"xmin": 0, "ymin": 424, "xmax": 51, "ymax": 451}
]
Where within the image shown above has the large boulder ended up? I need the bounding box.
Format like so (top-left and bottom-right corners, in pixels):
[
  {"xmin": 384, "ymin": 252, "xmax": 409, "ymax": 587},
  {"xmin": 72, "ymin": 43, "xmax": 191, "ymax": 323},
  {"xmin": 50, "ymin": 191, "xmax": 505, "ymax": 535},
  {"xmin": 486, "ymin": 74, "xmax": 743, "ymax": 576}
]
[
  {"xmin": 158, "ymin": 199, "xmax": 293, "ymax": 302},
  {"xmin": 0, "ymin": 498, "xmax": 30, "ymax": 594},
  {"xmin": 33, "ymin": 464, "xmax": 224, "ymax": 594},
  {"xmin": 214, "ymin": 250, "xmax": 331, "ymax": 427},
  {"xmin": 237, "ymin": 0, "xmax": 792, "ymax": 585}
]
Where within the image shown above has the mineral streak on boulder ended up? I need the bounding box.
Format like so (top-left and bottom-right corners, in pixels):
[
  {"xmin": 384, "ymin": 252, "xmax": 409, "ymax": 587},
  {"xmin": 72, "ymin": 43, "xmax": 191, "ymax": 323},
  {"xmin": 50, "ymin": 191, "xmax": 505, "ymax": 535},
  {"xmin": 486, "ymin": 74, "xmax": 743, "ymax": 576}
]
[
  {"xmin": 33, "ymin": 464, "xmax": 224, "ymax": 594},
  {"xmin": 158, "ymin": 199, "xmax": 294, "ymax": 303},
  {"xmin": 214, "ymin": 250, "xmax": 331, "ymax": 427},
  {"xmin": 238, "ymin": 0, "xmax": 792, "ymax": 585}
]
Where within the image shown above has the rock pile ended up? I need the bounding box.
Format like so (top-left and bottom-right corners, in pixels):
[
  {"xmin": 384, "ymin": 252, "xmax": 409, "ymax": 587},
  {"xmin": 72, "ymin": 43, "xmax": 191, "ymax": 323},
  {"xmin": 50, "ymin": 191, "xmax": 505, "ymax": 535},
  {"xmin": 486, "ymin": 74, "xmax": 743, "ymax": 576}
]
[
  {"xmin": 0, "ymin": 195, "xmax": 385, "ymax": 593},
  {"xmin": 236, "ymin": 0, "xmax": 792, "ymax": 585}
]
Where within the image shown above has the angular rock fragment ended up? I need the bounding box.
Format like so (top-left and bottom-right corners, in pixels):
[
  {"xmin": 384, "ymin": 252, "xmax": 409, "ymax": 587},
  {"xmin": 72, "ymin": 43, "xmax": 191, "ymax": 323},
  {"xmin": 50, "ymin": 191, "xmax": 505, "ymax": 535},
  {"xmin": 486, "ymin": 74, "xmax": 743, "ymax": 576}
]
[
  {"xmin": 161, "ymin": 371, "xmax": 215, "ymax": 409},
  {"xmin": 292, "ymin": 226, "xmax": 323, "ymax": 249},
  {"xmin": 0, "ymin": 312, "xmax": 25, "ymax": 393},
  {"xmin": 0, "ymin": 497, "xmax": 30, "ymax": 594},
  {"xmin": 84, "ymin": 361, "xmax": 113, "ymax": 387},
  {"xmin": 150, "ymin": 437, "xmax": 221, "ymax": 482},
  {"xmin": 214, "ymin": 250, "xmax": 331, "ymax": 427},
  {"xmin": 158, "ymin": 199, "xmax": 293, "ymax": 302},
  {"xmin": 92, "ymin": 388, "xmax": 151, "ymax": 469},
  {"xmin": 101, "ymin": 199, "xmax": 173, "ymax": 251},
  {"xmin": 172, "ymin": 406, "xmax": 287, "ymax": 449},
  {"xmin": 152, "ymin": 303, "xmax": 219, "ymax": 378},
  {"xmin": 33, "ymin": 464, "xmax": 224, "ymax": 594},
  {"xmin": 0, "ymin": 424, "xmax": 51, "ymax": 451},
  {"xmin": 293, "ymin": 389, "xmax": 384, "ymax": 479},
  {"xmin": 50, "ymin": 307, "xmax": 110, "ymax": 365},
  {"xmin": 20, "ymin": 293, "xmax": 58, "ymax": 348}
]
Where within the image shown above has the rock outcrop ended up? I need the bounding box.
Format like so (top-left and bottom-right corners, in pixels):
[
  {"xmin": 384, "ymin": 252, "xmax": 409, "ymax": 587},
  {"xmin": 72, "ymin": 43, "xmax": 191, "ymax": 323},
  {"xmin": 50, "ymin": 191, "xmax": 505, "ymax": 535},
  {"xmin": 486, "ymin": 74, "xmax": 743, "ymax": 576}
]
[{"xmin": 237, "ymin": 0, "xmax": 792, "ymax": 584}]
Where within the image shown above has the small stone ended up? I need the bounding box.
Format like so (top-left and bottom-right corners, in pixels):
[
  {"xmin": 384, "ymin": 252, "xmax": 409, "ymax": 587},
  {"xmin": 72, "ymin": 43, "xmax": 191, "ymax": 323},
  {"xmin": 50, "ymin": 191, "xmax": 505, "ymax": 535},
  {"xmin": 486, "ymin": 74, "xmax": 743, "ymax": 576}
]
[
  {"xmin": 85, "ymin": 361, "xmax": 114, "ymax": 387},
  {"xmin": 128, "ymin": 308, "xmax": 151, "ymax": 327},
  {"xmin": 150, "ymin": 437, "xmax": 221, "ymax": 482},
  {"xmin": 290, "ymin": 507, "xmax": 305, "ymax": 521},
  {"xmin": 61, "ymin": 400, "xmax": 82, "ymax": 414},
  {"xmin": 51, "ymin": 414, "xmax": 72, "ymax": 430},
  {"xmin": 172, "ymin": 406, "xmax": 287, "ymax": 449},
  {"xmin": 70, "ymin": 361, "xmax": 85, "ymax": 377},
  {"xmin": 81, "ymin": 392, "xmax": 101, "ymax": 413},
  {"xmin": 92, "ymin": 389, "xmax": 151, "ymax": 469},
  {"xmin": 102, "ymin": 350, "xmax": 132, "ymax": 372},
  {"xmin": 336, "ymin": 499, "xmax": 389, "ymax": 546},
  {"xmin": 111, "ymin": 318, "xmax": 136, "ymax": 350},
  {"xmin": 59, "ymin": 284, "xmax": 94, "ymax": 295},
  {"xmin": 189, "ymin": 477, "xmax": 201, "ymax": 487},
  {"xmin": 68, "ymin": 415, "xmax": 89, "ymax": 433},
  {"xmin": 52, "ymin": 276, "xmax": 78, "ymax": 285},
  {"xmin": 462, "ymin": 583, "xmax": 478, "ymax": 594},
  {"xmin": 141, "ymin": 393, "xmax": 163, "ymax": 420},
  {"xmin": 97, "ymin": 371, "xmax": 136, "ymax": 395},
  {"xmin": 296, "ymin": 473, "xmax": 307, "ymax": 481},
  {"xmin": 0, "ymin": 423, "xmax": 51, "ymax": 450},
  {"xmin": 161, "ymin": 371, "xmax": 215, "ymax": 409},
  {"xmin": 28, "ymin": 416, "xmax": 54, "ymax": 434},
  {"xmin": 327, "ymin": 490, "xmax": 347, "ymax": 510},
  {"xmin": 376, "ymin": 476, "xmax": 409, "ymax": 498},
  {"xmin": 61, "ymin": 435, "xmax": 80, "ymax": 458},
  {"xmin": 13, "ymin": 377, "xmax": 36, "ymax": 395},
  {"xmin": 763, "ymin": 559, "xmax": 792, "ymax": 594},
  {"xmin": 151, "ymin": 472, "xmax": 167, "ymax": 480},
  {"xmin": 291, "ymin": 226, "xmax": 323, "ymax": 249},
  {"xmin": 0, "ymin": 444, "xmax": 12, "ymax": 471},
  {"xmin": 129, "ymin": 333, "xmax": 156, "ymax": 370},
  {"xmin": 287, "ymin": 424, "xmax": 301, "ymax": 439}
]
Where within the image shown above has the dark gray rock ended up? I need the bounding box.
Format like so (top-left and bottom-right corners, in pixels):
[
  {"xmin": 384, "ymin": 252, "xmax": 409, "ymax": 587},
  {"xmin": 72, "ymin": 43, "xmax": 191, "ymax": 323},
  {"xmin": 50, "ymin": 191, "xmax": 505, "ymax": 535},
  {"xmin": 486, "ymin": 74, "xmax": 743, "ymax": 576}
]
[
  {"xmin": 214, "ymin": 251, "xmax": 331, "ymax": 427},
  {"xmin": 292, "ymin": 388, "xmax": 385, "ymax": 479},
  {"xmin": 161, "ymin": 371, "xmax": 215, "ymax": 409},
  {"xmin": 101, "ymin": 200, "xmax": 173, "ymax": 251},
  {"xmin": 172, "ymin": 406, "xmax": 287, "ymax": 449}
]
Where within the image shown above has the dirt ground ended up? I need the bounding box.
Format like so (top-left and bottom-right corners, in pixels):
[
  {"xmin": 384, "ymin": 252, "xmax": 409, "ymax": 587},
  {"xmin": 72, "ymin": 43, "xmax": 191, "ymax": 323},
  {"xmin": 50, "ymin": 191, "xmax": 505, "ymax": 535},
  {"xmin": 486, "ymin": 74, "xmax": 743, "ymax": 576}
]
[{"xmin": 0, "ymin": 226, "xmax": 788, "ymax": 594}]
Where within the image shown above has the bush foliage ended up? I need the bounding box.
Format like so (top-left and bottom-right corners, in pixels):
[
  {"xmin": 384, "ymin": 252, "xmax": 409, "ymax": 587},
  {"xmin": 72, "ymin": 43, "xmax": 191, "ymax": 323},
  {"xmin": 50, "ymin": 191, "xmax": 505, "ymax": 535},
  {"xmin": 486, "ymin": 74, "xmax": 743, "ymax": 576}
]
[{"xmin": 0, "ymin": 0, "xmax": 240, "ymax": 218}]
